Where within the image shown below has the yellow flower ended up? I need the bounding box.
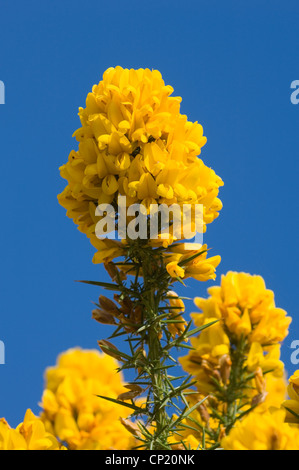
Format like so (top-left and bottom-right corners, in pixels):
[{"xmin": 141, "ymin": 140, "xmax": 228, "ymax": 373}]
[
  {"xmin": 180, "ymin": 274, "xmax": 289, "ymax": 401},
  {"xmin": 58, "ymin": 67, "xmax": 223, "ymax": 263},
  {"xmin": 166, "ymin": 261, "xmax": 185, "ymax": 278},
  {"xmin": 282, "ymin": 370, "xmax": 299, "ymax": 424},
  {"xmin": 264, "ymin": 373, "xmax": 287, "ymax": 410},
  {"xmin": 246, "ymin": 342, "xmax": 284, "ymax": 376},
  {"xmin": 166, "ymin": 291, "xmax": 187, "ymax": 338},
  {"xmin": 40, "ymin": 348, "xmax": 135, "ymax": 450},
  {"xmin": 221, "ymin": 409, "xmax": 299, "ymax": 450},
  {"xmin": 0, "ymin": 410, "xmax": 63, "ymax": 450},
  {"xmin": 165, "ymin": 243, "xmax": 221, "ymax": 282},
  {"xmin": 195, "ymin": 271, "xmax": 291, "ymax": 345}
]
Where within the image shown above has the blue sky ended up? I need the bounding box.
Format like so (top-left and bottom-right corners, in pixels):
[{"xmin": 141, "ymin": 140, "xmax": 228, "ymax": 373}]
[{"xmin": 0, "ymin": 0, "xmax": 298, "ymax": 427}]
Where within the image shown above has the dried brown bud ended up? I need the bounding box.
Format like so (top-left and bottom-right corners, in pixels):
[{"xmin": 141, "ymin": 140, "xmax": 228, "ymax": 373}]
[
  {"xmin": 218, "ymin": 425, "xmax": 226, "ymax": 441},
  {"xmin": 117, "ymin": 390, "xmax": 141, "ymax": 401},
  {"xmin": 198, "ymin": 403, "xmax": 210, "ymax": 427},
  {"xmin": 97, "ymin": 340, "xmax": 123, "ymax": 361},
  {"xmin": 251, "ymin": 392, "xmax": 268, "ymax": 407},
  {"xmin": 136, "ymin": 347, "xmax": 147, "ymax": 374},
  {"xmin": 104, "ymin": 262, "xmax": 119, "ymax": 281},
  {"xmin": 119, "ymin": 418, "xmax": 141, "ymax": 438},
  {"xmin": 92, "ymin": 309, "xmax": 116, "ymax": 325},
  {"xmin": 207, "ymin": 394, "xmax": 218, "ymax": 408},
  {"xmin": 254, "ymin": 367, "xmax": 266, "ymax": 394},
  {"xmin": 201, "ymin": 359, "xmax": 214, "ymax": 375},
  {"xmin": 98, "ymin": 296, "xmax": 119, "ymax": 313},
  {"xmin": 132, "ymin": 305, "xmax": 143, "ymax": 325},
  {"xmin": 114, "ymin": 295, "xmax": 133, "ymax": 314},
  {"xmin": 219, "ymin": 354, "xmax": 232, "ymax": 385},
  {"xmin": 270, "ymin": 431, "xmax": 280, "ymax": 450}
]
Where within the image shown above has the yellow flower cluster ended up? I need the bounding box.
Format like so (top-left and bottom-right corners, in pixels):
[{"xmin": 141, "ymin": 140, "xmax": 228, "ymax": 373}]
[
  {"xmin": 180, "ymin": 277, "xmax": 289, "ymax": 394},
  {"xmin": 0, "ymin": 409, "xmax": 63, "ymax": 450},
  {"xmin": 58, "ymin": 66, "xmax": 223, "ymax": 263},
  {"xmin": 221, "ymin": 409, "xmax": 299, "ymax": 450},
  {"xmin": 282, "ymin": 370, "xmax": 299, "ymax": 424},
  {"xmin": 39, "ymin": 348, "xmax": 134, "ymax": 450},
  {"xmin": 198, "ymin": 271, "xmax": 291, "ymax": 344},
  {"xmin": 179, "ymin": 271, "xmax": 290, "ymax": 440}
]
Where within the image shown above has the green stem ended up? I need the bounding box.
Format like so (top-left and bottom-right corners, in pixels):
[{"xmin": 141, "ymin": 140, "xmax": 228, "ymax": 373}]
[
  {"xmin": 221, "ymin": 337, "xmax": 248, "ymax": 433},
  {"xmin": 142, "ymin": 255, "xmax": 170, "ymax": 449}
]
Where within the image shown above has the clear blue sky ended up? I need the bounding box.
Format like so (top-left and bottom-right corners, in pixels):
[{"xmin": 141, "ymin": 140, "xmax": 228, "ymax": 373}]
[{"xmin": 0, "ymin": 0, "xmax": 298, "ymax": 427}]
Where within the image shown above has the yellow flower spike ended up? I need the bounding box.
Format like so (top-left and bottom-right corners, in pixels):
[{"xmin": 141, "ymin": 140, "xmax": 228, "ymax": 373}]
[
  {"xmin": 179, "ymin": 271, "xmax": 291, "ymax": 443},
  {"xmin": 58, "ymin": 67, "xmax": 223, "ymax": 264},
  {"xmin": 192, "ymin": 271, "xmax": 291, "ymax": 345}
]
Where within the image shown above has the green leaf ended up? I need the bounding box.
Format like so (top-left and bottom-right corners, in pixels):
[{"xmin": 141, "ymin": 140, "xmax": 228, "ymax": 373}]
[
  {"xmin": 177, "ymin": 249, "xmax": 208, "ymax": 266},
  {"xmin": 183, "ymin": 320, "xmax": 219, "ymax": 339},
  {"xmin": 76, "ymin": 280, "xmax": 122, "ymax": 291},
  {"xmin": 283, "ymin": 406, "xmax": 299, "ymax": 421},
  {"xmin": 97, "ymin": 395, "xmax": 145, "ymax": 412}
]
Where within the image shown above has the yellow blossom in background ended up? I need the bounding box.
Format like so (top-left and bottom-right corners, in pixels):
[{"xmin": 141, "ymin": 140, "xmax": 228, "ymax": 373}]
[
  {"xmin": 195, "ymin": 271, "xmax": 291, "ymax": 345},
  {"xmin": 179, "ymin": 315, "xmax": 230, "ymax": 394},
  {"xmin": 282, "ymin": 370, "xmax": 299, "ymax": 424},
  {"xmin": 39, "ymin": 348, "xmax": 135, "ymax": 450},
  {"xmin": 246, "ymin": 342, "xmax": 284, "ymax": 377},
  {"xmin": 264, "ymin": 373, "xmax": 287, "ymax": 410},
  {"xmin": 0, "ymin": 410, "xmax": 63, "ymax": 450},
  {"xmin": 178, "ymin": 271, "xmax": 291, "ymax": 448},
  {"xmin": 221, "ymin": 409, "xmax": 299, "ymax": 450},
  {"xmin": 57, "ymin": 67, "xmax": 223, "ymax": 264}
]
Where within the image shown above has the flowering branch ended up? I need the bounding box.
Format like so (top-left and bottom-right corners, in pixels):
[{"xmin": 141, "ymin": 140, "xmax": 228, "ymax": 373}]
[{"xmin": 86, "ymin": 241, "xmax": 216, "ymax": 449}]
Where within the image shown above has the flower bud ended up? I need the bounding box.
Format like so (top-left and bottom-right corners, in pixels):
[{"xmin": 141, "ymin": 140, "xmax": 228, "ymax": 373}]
[
  {"xmin": 119, "ymin": 418, "xmax": 141, "ymax": 438},
  {"xmin": 219, "ymin": 354, "xmax": 232, "ymax": 385},
  {"xmin": 117, "ymin": 390, "xmax": 141, "ymax": 401},
  {"xmin": 97, "ymin": 340, "xmax": 122, "ymax": 361},
  {"xmin": 92, "ymin": 309, "xmax": 116, "ymax": 325},
  {"xmin": 98, "ymin": 296, "xmax": 119, "ymax": 313},
  {"xmin": 251, "ymin": 392, "xmax": 268, "ymax": 407},
  {"xmin": 254, "ymin": 367, "xmax": 266, "ymax": 394}
]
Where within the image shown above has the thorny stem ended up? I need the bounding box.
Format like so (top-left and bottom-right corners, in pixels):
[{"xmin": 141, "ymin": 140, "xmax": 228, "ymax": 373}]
[
  {"xmin": 142, "ymin": 255, "xmax": 169, "ymax": 448},
  {"xmin": 89, "ymin": 240, "xmax": 214, "ymax": 450},
  {"xmin": 135, "ymin": 244, "xmax": 169, "ymax": 450}
]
